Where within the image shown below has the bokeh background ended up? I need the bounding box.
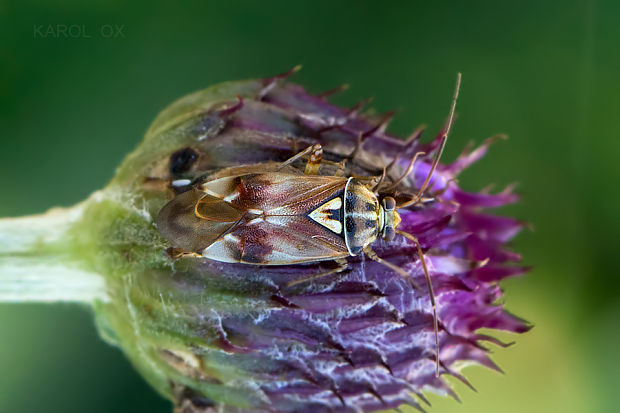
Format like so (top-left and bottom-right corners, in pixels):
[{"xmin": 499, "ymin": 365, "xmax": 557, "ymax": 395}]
[{"xmin": 1, "ymin": 1, "xmax": 618, "ymax": 412}]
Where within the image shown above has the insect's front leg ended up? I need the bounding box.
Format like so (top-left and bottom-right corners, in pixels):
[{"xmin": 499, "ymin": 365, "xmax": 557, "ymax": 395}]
[
  {"xmin": 276, "ymin": 143, "xmax": 323, "ymax": 173},
  {"xmin": 285, "ymin": 258, "xmax": 349, "ymax": 287},
  {"xmin": 304, "ymin": 144, "xmax": 323, "ymax": 175},
  {"xmin": 277, "ymin": 143, "xmax": 349, "ymax": 175},
  {"xmin": 363, "ymin": 247, "xmax": 419, "ymax": 287}
]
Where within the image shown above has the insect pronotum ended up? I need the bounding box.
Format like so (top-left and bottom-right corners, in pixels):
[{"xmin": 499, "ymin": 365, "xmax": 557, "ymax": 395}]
[{"xmin": 157, "ymin": 74, "xmax": 462, "ymax": 376}]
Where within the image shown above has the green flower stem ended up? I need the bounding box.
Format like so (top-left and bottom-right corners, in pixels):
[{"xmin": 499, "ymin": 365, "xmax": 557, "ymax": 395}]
[{"xmin": 0, "ymin": 202, "xmax": 106, "ymax": 304}]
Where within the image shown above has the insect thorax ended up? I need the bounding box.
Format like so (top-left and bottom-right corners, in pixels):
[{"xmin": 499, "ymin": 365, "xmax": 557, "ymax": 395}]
[{"xmin": 343, "ymin": 178, "xmax": 381, "ymax": 256}]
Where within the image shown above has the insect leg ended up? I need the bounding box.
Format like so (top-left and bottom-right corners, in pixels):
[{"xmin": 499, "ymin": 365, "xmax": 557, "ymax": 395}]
[
  {"xmin": 304, "ymin": 144, "xmax": 323, "ymax": 175},
  {"xmin": 276, "ymin": 143, "xmax": 323, "ymax": 175},
  {"xmin": 276, "ymin": 144, "xmax": 320, "ymax": 171},
  {"xmin": 363, "ymin": 247, "xmax": 420, "ymax": 289},
  {"xmin": 395, "ymin": 229, "xmax": 440, "ymax": 377},
  {"xmin": 372, "ymin": 152, "xmax": 403, "ymax": 193},
  {"xmin": 382, "ymin": 151, "xmax": 425, "ymax": 193},
  {"xmin": 285, "ymin": 258, "xmax": 348, "ymax": 287},
  {"xmin": 371, "ymin": 163, "xmax": 388, "ymax": 192}
]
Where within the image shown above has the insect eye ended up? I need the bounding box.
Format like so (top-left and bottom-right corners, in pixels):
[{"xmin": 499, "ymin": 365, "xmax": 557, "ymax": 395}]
[
  {"xmin": 383, "ymin": 197, "xmax": 396, "ymax": 211},
  {"xmin": 170, "ymin": 147, "xmax": 199, "ymax": 176}
]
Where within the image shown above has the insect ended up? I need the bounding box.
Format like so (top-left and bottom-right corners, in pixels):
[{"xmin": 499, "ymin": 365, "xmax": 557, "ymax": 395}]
[{"xmin": 157, "ymin": 74, "xmax": 461, "ymax": 376}]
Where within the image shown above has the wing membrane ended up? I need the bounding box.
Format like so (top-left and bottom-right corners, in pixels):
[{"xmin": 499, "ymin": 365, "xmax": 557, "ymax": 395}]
[
  {"xmin": 195, "ymin": 195, "xmax": 245, "ymax": 222},
  {"xmin": 202, "ymin": 215, "xmax": 349, "ymax": 264},
  {"xmin": 156, "ymin": 188, "xmax": 244, "ymax": 252},
  {"xmin": 201, "ymin": 173, "xmax": 347, "ymax": 215},
  {"xmin": 159, "ymin": 172, "xmax": 350, "ymax": 262}
]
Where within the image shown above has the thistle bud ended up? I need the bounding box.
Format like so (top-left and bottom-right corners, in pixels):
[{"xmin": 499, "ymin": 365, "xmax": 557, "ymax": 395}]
[{"xmin": 0, "ymin": 69, "xmax": 530, "ymax": 412}]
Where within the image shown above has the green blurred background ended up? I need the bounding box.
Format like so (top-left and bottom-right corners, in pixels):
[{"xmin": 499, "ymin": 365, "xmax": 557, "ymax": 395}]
[{"xmin": 1, "ymin": 1, "xmax": 618, "ymax": 412}]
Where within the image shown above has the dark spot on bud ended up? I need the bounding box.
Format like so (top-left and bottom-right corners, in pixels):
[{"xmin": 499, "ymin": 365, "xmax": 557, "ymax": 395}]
[
  {"xmin": 365, "ymin": 220, "xmax": 376, "ymax": 229},
  {"xmin": 170, "ymin": 148, "xmax": 198, "ymax": 176},
  {"xmin": 366, "ymin": 202, "xmax": 376, "ymax": 212}
]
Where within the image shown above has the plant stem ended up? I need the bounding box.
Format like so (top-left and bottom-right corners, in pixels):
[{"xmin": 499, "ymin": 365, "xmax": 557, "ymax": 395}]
[{"xmin": 0, "ymin": 203, "xmax": 106, "ymax": 304}]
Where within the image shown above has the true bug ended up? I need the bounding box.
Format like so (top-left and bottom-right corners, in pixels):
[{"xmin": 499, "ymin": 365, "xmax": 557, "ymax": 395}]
[{"xmin": 157, "ymin": 74, "xmax": 461, "ymax": 376}]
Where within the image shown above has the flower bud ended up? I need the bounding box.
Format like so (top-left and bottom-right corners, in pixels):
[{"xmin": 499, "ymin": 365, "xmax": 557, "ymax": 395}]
[{"xmin": 0, "ymin": 69, "xmax": 530, "ymax": 412}]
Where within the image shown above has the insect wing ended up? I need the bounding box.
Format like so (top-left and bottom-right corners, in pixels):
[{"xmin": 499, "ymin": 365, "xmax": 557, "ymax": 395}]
[
  {"xmin": 202, "ymin": 215, "xmax": 350, "ymax": 265},
  {"xmin": 156, "ymin": 188, "xmax": 244, "ymax": 252},
  {"xmin": 199, "ymin": 172, "xmax": 351, "ymax": 264},
  {"xmin": 162, "ymin": 171, "xmax": 351, "ymax": 264},
  {"xmin": 201, "ymin": 173, "xmax": 347, "ymax": 215},
  {"xmin": 194, "ymin": 194, "xmax": 244, "ymax": 222}
]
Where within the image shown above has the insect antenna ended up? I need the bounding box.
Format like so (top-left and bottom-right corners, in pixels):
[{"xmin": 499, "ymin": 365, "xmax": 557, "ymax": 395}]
[
  {"xmin": 398, "ymin": 73, "xmax": 462, "ymax": 209},
  {"xmin": 395, "ymin": 229, "xmax": 440, "ymax": 377}
]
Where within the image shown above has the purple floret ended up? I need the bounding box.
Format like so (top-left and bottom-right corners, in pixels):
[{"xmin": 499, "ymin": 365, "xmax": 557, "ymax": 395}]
[{"xmin": 153, "ymin": 70, "xmax": 530, "ymax": 413}]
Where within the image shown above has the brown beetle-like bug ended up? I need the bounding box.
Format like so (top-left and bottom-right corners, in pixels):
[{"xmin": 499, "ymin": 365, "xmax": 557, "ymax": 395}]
[{"xmin": 157, "ymin": 74, "xmax": 462, "ymax": 376}]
